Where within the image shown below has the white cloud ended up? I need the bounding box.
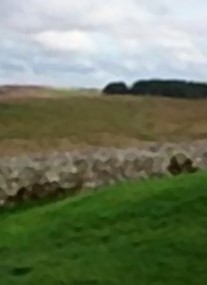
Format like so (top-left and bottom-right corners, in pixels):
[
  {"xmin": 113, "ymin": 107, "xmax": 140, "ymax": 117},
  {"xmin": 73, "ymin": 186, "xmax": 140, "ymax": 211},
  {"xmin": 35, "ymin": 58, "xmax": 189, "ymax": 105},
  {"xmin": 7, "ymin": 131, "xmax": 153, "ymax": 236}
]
[
  {"xmin": 176, "ymin": 49, "xmax": 207, "ymax": 65},
  {"xmin": 34, "ymin": 30, "xmax": 97, "ymax": 53}
]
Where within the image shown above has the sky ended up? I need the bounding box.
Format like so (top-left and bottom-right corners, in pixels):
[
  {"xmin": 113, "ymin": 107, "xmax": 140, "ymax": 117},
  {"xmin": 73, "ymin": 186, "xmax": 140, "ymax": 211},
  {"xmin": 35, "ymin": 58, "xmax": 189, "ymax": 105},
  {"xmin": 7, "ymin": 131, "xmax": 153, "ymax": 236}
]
[{"xmin": 0, "ymin": 0, "xmax": 207, "ymax": 88}]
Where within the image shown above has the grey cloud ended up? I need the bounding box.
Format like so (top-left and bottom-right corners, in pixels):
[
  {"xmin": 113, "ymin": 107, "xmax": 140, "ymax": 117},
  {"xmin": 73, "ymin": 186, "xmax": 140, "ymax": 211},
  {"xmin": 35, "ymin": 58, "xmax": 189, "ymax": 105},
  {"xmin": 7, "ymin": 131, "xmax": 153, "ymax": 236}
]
[{"xmin": 0, "ymin": 0, "xmax": 207, "ymax": 87}]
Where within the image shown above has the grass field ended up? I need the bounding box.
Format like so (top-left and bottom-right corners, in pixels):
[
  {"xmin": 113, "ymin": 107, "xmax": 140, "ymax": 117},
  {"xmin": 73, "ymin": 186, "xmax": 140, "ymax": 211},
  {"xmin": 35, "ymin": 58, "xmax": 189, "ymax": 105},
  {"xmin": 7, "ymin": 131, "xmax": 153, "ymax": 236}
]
[
  {"xmin": 0, "ymin": 171, "xmax": 207, "ymax": 284},
  {"xmin": 1, "ymin": 90, "xmax": 207, "ymax": 154}
]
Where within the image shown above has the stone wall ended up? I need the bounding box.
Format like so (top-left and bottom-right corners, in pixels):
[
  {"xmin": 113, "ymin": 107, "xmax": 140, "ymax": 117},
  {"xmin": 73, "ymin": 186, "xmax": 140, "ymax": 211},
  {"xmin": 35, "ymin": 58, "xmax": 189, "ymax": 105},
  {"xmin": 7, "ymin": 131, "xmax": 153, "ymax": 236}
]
[{"xmin": 1, "ymin": 141, "xmax": 207, "ymax": 206}]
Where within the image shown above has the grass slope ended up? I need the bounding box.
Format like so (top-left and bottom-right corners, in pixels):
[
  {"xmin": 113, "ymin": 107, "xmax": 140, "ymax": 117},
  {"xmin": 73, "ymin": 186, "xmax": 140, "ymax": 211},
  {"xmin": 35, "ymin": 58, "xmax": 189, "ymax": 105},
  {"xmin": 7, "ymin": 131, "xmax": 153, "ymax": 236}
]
[
  {"xmin": 0, "ymin": 172, "xmax": 207, "ymax": 284},
  {"xmin": 1, "ymin": 95, "xmax": 207, "ymax": 153}
]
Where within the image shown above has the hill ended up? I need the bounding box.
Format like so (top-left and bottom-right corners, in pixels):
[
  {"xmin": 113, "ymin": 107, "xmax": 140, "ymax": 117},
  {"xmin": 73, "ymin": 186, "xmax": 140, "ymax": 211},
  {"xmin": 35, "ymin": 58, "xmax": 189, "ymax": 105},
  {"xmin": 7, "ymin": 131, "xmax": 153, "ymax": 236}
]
[
  {"xmin": 0, "ymin": 171, "xmax": 207, "ymax": 284},
  {"xmin": 1, "ymin": 94, "xmax": 207, "ymax": 154},
  {"xmin": 0, "ymin": 85, "xmax": 100, "ymax": 101}
]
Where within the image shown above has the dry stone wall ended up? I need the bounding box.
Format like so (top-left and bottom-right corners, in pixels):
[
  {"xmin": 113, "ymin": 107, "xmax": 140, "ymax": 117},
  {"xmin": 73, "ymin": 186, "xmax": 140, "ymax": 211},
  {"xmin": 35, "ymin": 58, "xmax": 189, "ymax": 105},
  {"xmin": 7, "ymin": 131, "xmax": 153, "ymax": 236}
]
[{"xmin": 0, "ymin": 141, "xmax": 207, "ymax": 206}]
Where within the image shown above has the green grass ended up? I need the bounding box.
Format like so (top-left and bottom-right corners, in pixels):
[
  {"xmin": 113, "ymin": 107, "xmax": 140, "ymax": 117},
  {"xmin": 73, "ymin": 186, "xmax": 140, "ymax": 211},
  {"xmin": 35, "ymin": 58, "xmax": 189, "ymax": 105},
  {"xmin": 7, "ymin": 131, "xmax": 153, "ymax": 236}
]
[{"xmin": 0, "ymin": 172, "xmax": 207, "ymax": 284}]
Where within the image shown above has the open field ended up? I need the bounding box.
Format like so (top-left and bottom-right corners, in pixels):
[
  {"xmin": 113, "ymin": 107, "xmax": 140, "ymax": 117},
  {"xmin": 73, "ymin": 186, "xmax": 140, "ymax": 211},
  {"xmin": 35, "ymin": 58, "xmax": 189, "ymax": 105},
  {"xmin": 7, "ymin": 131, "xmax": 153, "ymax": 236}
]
[
  {"xmin": 1, "ymin": 87, "xmax": 207, "ymax": 284},
  {"xmin": 1, "ymin": 87, "xmax": 207, "ymax": 154},
  {"xmin": 0, "ymin": 171, "xmax": 207, "ymax": 284},
  {"xmin": 0, "ymin": 85, "xmax": 100, "ymax": 100}
]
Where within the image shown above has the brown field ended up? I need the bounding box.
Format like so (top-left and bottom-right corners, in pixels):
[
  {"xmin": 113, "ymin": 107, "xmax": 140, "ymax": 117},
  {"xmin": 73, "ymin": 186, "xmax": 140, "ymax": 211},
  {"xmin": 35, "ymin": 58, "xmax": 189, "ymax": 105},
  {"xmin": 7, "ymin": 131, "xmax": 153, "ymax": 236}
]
[{"xmin": 0, "ymin": 86, "xmax": 207, "ymax": 154}]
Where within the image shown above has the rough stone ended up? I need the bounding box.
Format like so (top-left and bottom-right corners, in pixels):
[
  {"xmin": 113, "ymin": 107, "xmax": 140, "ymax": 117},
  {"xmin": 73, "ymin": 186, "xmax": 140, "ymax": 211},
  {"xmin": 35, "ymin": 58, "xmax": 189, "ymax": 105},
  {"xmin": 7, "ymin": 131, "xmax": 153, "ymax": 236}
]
[{"xmin": 0, "ymin": 142, "xmax": 206, "ymax": 207}]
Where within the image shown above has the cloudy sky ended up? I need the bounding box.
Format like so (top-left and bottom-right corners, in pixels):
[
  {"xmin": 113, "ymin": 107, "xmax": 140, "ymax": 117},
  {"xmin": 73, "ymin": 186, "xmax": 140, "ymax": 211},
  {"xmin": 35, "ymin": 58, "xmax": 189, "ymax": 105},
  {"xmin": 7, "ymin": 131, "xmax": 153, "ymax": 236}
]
[{"xmin": 0, "ymin": 0, "xmax": 207, "ymax": 88}]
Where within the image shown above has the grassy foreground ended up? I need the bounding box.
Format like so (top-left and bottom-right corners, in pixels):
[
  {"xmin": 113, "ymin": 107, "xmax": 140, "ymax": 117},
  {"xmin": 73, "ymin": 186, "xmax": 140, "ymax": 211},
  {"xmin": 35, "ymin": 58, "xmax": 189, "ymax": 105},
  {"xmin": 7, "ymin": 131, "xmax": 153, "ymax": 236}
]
[{"xmin": 0, "ymin": 172, "xmax": 207, "ymax": 284}]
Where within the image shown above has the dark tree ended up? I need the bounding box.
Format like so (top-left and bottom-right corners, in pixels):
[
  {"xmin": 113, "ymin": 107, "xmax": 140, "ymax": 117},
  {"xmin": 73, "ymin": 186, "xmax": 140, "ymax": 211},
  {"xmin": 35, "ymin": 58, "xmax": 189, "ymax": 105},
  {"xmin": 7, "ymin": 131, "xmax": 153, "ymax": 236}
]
[
  {"xmin": 103, "ymin": 79, "xmax": 207, "ymax": 98},
  {"xmin": 102, "ymin": 82, "xmax": 129, "ymax": 95},
  {"xmin": 130, "ymin": 80, "xmax": 207, "ymax": 98}
]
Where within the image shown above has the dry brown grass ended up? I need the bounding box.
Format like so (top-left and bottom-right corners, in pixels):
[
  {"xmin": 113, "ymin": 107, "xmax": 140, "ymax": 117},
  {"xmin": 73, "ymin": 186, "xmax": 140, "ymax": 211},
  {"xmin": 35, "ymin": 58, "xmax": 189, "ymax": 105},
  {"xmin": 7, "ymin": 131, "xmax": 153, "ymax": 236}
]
[{"xmin": 0, "ymin": 87, "xmax": 207, "ymax": 154}]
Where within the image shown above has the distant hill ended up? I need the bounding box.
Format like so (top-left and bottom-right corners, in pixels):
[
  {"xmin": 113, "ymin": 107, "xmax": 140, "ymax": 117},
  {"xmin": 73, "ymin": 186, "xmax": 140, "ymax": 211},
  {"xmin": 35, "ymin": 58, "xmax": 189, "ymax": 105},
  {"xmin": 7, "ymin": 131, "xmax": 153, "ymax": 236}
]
[
  {"xmin": 103, "ymin": 79, "xmax": 207, "ymax": 99},
  {"xmin": 0, "ymin": 85, "xmax": 52, "ymax": 99}
]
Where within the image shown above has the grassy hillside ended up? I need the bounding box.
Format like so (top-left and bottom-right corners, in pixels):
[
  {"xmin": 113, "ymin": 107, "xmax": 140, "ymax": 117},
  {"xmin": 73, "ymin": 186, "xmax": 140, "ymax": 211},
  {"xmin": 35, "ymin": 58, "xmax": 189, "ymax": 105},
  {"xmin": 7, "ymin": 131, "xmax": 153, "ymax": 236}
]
[
  {"xmin": 1, "ymin": 94, "xmax": 207, "ymax": 153},
  {"xmin": 0, "ymin": 172, "xmax": 207, "ymax": 284}
]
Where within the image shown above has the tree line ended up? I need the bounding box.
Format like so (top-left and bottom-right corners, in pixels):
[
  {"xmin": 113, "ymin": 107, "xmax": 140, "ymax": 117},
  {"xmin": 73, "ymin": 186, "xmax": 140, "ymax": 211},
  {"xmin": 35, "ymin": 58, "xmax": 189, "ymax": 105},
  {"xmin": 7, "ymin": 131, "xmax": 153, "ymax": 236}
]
[{"xmin": 102, "ymin": 79, "xmax": 207, "ymax": 98}]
